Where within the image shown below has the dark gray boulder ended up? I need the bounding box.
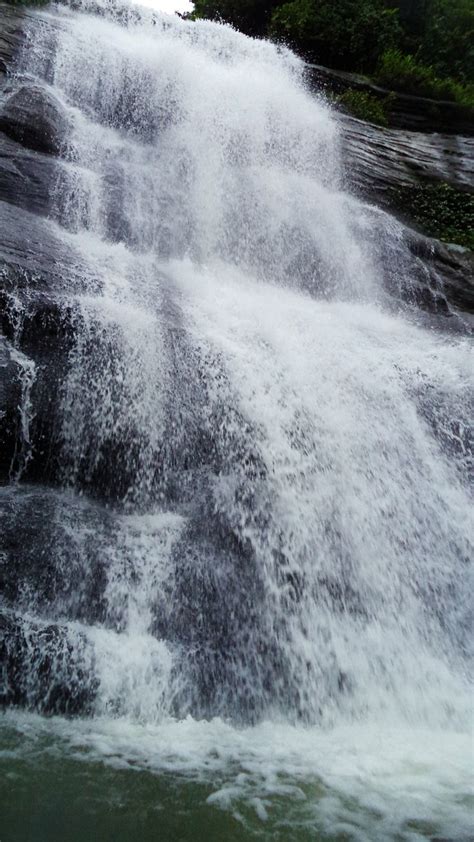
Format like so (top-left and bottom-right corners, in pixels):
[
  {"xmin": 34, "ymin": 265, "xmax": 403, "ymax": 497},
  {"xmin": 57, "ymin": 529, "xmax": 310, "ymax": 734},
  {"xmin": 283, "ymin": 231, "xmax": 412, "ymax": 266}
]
[
  {"xmin": 0, "ymin": 2, "xmax": 27, "ymax": 77},
  {"xmin": 0, "ymin": 131, "xmax": 66, "ymax": 217},
  {"xmin": 0, "ymin": 486, "xmax": 110, "ymax": 625},
  {"xmin": 406, "ymin": 233, "xmax": 474, "ymax": 316},
  {"xmin": 0, "ymin": 336, "xmax": 23, "ymax": 479},
  {"xmin": 381, "ymin": 223, "xmax": 474, "ymax": 320},
  {"xmin": 0, "ymin": 85, "xmax": 68, "ymax": 156},
  {"xmin": 0, "ymin": 609, "xmax": 97, "ymax": 715},
  {"xmin": 0, "ymin": 201, "xmax": 103, "ymax": 484}
]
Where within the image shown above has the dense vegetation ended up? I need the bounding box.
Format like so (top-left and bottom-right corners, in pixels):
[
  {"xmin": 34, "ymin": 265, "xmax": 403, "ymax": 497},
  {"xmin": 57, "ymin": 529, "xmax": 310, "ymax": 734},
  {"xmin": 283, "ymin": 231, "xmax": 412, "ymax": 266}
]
[
  {"xmin": 376, "ymin": 49, "xmax": 474, "ymax": 107},
  {"xmin": 191, "ymin": 0, "xmax": 474, "ymax": 106},
  {"xmin": 334, "ymin": 90, "xmax": 395, "ymax": 126}
]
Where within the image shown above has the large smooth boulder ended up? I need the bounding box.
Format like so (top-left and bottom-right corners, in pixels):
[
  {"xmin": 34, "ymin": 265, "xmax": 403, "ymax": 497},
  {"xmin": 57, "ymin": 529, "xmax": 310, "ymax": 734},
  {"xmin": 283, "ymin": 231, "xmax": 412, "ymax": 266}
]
[
  {"xmin": 0, "ymin": 2, "xmax": 27, "ymax": 76},
  {"xmin": 0, "ymin": 85, "xmax": 68, "ymax": 156},
  {"xmin": 0, "ymin": 131, "xmax": 66, "ymax": 217}
]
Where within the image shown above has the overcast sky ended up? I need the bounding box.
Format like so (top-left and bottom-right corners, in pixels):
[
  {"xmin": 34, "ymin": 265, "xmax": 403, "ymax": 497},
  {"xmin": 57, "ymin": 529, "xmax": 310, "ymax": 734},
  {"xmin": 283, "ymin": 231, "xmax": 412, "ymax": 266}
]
[{"xmin": 136, "ymin": 0, "xmax": 193, "ymax": 12}]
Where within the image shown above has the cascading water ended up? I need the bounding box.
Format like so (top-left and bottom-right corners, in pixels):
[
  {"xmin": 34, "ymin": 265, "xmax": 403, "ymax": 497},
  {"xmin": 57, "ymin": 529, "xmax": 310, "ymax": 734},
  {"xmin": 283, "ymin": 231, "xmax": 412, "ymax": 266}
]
[{"xmin": 0, "ymin": 1, "xmax": 472, "ymax": 838}]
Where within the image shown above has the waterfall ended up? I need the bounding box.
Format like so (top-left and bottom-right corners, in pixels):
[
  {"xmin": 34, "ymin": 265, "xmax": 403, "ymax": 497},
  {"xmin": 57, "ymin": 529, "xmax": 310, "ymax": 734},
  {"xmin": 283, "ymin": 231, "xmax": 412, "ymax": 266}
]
[{"xmin": 0, "ymin": 1, "xmax": 472, "ymax": 836}]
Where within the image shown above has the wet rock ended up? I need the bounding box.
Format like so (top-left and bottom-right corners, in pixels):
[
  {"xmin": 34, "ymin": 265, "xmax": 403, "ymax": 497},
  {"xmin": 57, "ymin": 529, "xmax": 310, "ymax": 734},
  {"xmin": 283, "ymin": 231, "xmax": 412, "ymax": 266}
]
[
  {"xmin": 339, "ymin": 114, "xmax": 474, "ymax": 199},
  {"xmin": 0, "ymin": 131, "xmax": 66, "ymax": 217},
  {"xmin": 0, "ymin": 609, "xmax": 97, "ymax": 715},
  {"xmin": 0, "ymin": 336, "xmax": 22, "ymax": 479},
  {"xmin": 334, "ymin": 116, "xmax": 473, "ymax": 318},
  {"xmin": 308, "ymin": 63, "xmax": 474, "ymax": 135},
  {"xmin": 0, "ymin": 202, "xmax": 103, "ymax": 484},
  {"xmin": 406, "ymin": 233, "xmax": 474, "ymax": 315},
  {"xmin": 0, "ymin": 85, "xmax": 69, "ymax": 156},
  {"xmin": 155, "ymin": 524, "xmax": 275, "ymax": 723},
  {"xmin": 0, "ymin": 3, "xmax": 27, "ymax": 78},
  {"xmin": 0, "ymin": 200, "xmax": 96, "ymax": 291},
  {"xmin": 0, "ymin": 201, "xmax": 100, "ymax": 353},
  {"xmin": 0, "ymin": 486, "xmax": 110, "ymax": 623}
]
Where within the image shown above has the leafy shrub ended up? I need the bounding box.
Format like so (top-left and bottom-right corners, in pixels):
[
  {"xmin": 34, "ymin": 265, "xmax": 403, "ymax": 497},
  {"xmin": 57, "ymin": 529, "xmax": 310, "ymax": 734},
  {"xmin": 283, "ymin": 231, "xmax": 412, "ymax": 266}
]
[
  {"xmin": 336, "ymin": 90, "xmax": 394, "ymax": 126},
  {"xmin": 192, "ymin": 1, "xmax": 472, "ymax": 103},
  {"xmin": 269, "ymin": 0, "xmax": 401, "ymax": 74},
  {"xmin": 191, "ymin": 1, "xmax": 282, "ymax": 35},
  {"xmin": 419, "ymin": 0, "xmax": 474, "ymax": 84},
  {"xmin": 376, "ymin": 49, "xmax": 474, "ymax": 108}
]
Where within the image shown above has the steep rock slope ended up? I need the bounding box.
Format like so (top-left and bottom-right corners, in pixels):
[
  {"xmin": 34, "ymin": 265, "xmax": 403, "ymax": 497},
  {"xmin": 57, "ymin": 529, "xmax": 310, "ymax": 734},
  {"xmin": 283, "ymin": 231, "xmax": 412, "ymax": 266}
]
[{"xmin": 0, "ymin": 1, "xmax": 472, "ymax": 720}]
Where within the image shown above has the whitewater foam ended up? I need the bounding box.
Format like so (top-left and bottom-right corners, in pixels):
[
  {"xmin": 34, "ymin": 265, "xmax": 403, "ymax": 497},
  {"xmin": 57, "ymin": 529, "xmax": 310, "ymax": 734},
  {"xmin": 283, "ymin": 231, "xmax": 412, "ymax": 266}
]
[{"xmin": 1, "ymin": 0, "xmax": 472, "ymax": 836}]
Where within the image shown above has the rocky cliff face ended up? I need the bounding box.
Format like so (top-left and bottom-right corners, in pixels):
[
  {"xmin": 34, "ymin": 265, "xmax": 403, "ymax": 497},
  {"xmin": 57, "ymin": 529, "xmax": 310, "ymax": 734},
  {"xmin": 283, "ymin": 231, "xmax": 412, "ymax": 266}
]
[
  {"xmin": 308, "ymin": 62, "xmax": 474, "ymax": 307},
  {"xmin": 0, "ymin": 6, "xmax": 97, "ymax": 711},
  {"xmin": 0, "ymin": 1, "xmax": 472, "ymax": 717},
  {"xmin": 308, "ymin": 63, "xmax": 474, "ymax": 136}
]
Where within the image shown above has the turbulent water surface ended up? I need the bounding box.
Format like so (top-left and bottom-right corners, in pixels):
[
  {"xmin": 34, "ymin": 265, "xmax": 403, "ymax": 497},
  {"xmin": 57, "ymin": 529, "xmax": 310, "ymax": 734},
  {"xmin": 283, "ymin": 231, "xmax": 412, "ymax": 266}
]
[{"xmin": 0, "ymin": 1, "xmax": 472, "ymax": 839}]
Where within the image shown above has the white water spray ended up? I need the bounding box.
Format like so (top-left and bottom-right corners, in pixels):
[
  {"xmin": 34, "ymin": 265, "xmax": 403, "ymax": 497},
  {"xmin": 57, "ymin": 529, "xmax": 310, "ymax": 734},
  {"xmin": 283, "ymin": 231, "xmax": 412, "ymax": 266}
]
[{"xmin": 2, "ymin": 0, "xmax": 473, "ymax": 836}]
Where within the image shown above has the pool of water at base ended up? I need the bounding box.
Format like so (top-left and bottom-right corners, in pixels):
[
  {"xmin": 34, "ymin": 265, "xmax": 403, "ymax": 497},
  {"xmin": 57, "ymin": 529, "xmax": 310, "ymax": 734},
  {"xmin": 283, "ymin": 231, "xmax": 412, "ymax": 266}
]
[{"xmin": 1, "ymin": 712, "xmax": 472, "ymax": 842}]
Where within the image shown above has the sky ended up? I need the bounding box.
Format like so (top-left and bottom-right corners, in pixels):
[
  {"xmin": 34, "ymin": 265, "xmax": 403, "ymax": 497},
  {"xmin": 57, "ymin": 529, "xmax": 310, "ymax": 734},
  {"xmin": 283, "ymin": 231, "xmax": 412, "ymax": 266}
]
[{"xmin": 137, "ymin": 0, "xmax": 193, "ymax": 12}]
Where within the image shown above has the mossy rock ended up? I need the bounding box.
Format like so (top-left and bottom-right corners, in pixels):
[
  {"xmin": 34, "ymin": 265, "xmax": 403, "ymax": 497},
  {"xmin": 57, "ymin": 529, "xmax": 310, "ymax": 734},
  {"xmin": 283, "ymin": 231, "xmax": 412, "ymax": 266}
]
[
  {"xmin": 388, "ymin": 182, "xmax": 474, "ymax": 251},
  {"xmin": 336, "ymin": 89, "xmax": 395, "ymax": 126}
]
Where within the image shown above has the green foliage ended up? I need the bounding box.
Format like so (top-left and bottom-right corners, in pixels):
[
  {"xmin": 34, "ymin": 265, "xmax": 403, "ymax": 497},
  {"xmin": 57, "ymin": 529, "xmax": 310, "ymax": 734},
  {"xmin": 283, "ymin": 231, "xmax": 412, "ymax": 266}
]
[
  {"xmin": 269, "ymin": 0, "xmax": 401, "ymax": 74},
  {"xmin": 419, "ymin": 0, "xmax": 474, "ymax": 83},
  {"xmin": 191, "ymin": 0, "xmax": 473, "ymax": 100},
  {"xmin": 191, "ymin": 1, "xmax": 282, "ymax": 35},
  {"xmin": 390, "ymin": 183, "xmax": 474, "ymax": 250},
  {"xmin": 337, "ymin": 90, "xmax": 394, "ymax": 125},
  {"xmin": 376, "ymin": 49, "xmax": 474, "ymax": 108}
]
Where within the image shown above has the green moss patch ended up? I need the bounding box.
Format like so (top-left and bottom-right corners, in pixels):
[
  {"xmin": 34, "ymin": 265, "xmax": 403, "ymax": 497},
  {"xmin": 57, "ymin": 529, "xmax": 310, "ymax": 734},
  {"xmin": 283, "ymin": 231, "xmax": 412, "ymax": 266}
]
[
  {"xmin": 389, "ymin": 182, "xmax": 474, "ymax": 250},
  {"xmin": 336, "ymin": 90, "xmax": 395, "ymax": 126}
]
